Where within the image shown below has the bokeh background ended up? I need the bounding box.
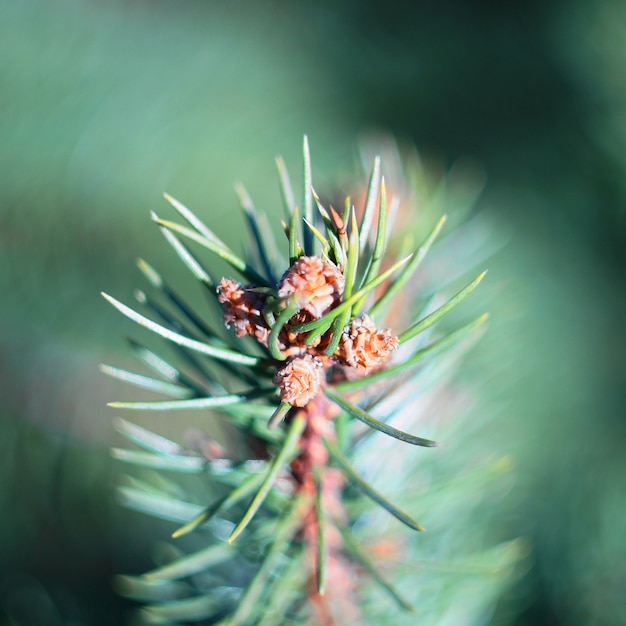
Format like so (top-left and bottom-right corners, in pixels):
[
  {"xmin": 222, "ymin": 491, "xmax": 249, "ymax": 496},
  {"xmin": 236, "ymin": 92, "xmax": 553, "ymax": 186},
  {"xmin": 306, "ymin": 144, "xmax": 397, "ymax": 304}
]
[{"xmin": 1, "ymin": 1, "xmax": 625, "ymax": 624}]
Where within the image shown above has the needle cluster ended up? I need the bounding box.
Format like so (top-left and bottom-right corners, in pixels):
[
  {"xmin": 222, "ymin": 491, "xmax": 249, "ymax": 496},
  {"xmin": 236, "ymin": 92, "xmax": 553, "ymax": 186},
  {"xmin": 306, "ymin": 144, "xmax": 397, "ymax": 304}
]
[{"xmin": 102, "ymin": 137, "xmax": 497, "ymax": 625}]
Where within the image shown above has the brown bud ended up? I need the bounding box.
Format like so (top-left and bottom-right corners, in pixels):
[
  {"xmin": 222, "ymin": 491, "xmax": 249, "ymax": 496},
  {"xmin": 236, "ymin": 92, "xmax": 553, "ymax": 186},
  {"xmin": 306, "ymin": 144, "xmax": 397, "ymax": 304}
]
[
  {"xmin": 277, "ymin": 256, "xmax": 344, "ymax": 319},
  {"xmin": 217, "ymin": 278, "xmax": 270, "ymax": 344},
  {"xmin": 336, "ymin": 314, "xmax": 399, "ymax": 368},
  {"xmin": 273, "ymin": 354, "xmax": 324, "ymax": 407}
]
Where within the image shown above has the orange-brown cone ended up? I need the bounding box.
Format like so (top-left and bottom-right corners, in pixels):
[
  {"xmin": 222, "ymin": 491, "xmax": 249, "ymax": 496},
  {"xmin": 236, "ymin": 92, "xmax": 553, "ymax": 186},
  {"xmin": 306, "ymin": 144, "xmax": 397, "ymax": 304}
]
[
  {"xmin": 335, "ymin": 314, "xmax": 399, "ymax": 368},
  {"xmin": 277, "ymin": 256, "xmax": 344, "ymax": 319},
  {"xmin": 217, "ymin": 278, "xmax": 270, "ymax": 345},
  {"xmin": 273, "ymin": 354, "xmax": 325, "ymax": 407}
]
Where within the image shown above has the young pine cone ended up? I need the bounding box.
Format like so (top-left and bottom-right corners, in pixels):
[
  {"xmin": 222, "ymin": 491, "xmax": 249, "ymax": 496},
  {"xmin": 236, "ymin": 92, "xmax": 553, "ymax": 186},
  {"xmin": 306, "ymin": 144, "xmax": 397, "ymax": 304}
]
[
  {"xmin": 217, "ymin": 278, "xmax": 270, "ymax": 345},
  {"xmin": 277, "ymin": 256, "xmax": 344, "ymax": 319},
  {"xmin": 273, "ymin": 354, "xmax": 325, "ymax": 407},
  {"xmin": 336, "ymin": 314, "xmax": 399, "ymax": 369}
]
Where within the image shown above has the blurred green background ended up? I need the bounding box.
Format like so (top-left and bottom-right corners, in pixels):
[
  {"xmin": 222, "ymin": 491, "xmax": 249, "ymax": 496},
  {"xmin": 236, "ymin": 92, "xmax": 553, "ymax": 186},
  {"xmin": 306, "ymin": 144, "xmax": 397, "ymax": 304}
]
[{"xmin": 1, "ymin": 1, "xmax": 625, "ymax": 624}]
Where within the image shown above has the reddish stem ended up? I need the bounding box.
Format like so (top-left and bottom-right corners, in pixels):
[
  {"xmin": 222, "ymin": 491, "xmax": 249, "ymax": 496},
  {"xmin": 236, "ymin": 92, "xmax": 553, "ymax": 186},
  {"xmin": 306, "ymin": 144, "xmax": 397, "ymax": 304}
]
[{"xmin": 289, "ymin": 393, "xmax": 362, "ymax": 625}]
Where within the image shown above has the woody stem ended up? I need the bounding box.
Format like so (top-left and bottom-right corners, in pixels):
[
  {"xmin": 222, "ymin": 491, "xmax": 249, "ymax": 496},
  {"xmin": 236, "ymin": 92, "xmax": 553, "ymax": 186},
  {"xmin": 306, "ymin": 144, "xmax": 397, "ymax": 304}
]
[{"xmin": 289, "ymin": 393, "xmax": 357, "ymax": 625}]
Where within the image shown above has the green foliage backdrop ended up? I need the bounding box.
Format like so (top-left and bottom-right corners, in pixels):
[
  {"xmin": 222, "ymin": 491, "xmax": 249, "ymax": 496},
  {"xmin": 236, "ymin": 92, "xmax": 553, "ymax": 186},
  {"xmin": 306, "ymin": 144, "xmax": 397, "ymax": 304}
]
[{"xmin": 1, "ymin": 1, "xmax": 624, "ymax": 625}]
